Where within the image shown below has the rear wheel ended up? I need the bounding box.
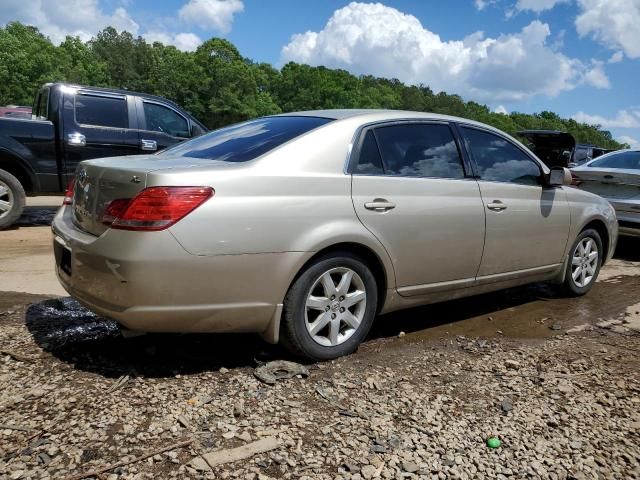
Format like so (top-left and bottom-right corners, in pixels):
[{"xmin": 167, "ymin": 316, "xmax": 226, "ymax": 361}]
[
  {"xmin": 281, "ymin": 253, "xmax": 378, "ymax": 361},
  {"xmin": 0, "ymin": 169, "xmax": 26, "ymax": 230},
  {"xmin": 562, "ymin": 228, "xmax": 602, "ymax": 296}
]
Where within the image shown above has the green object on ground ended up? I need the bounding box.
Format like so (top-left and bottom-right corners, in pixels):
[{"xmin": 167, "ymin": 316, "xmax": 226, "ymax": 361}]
[{"xmin": 487, "ymin": 437, "xmax": 502, "ymax": 448}]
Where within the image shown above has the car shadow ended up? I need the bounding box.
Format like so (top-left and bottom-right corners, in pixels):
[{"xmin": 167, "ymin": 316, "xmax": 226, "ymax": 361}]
[
  {"xmin": 26, "ymin": 283, "xmax": 558, "ymax": 379},
  {"xmin": 614, "ymin": 236, "xmax": 640, "ymax": 261},
  {"xmin": 369, "ymin": 281, "xmax": 558, "ymax": 340},
  {"xmin": 12, "ymin": 206, "xmax": 58, "ymax": 228},
  {"xmin": 25, "ymin": 297, "xmax": 284, "ymax": 379}
]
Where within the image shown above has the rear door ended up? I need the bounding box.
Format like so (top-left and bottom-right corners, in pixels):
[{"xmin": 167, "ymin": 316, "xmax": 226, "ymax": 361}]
[
  {"xmin": 573, "ymin": 151, "xmax": 640, "ymax": 222},
  {"xmin": 61, "ymin": 90, "xmax": 139, "ymax": 182},
  {"xmin": 351, "ymin": 121, "xmax": 485, "ymax": 296},
  {"xmin": 135, "ymin": 98, "xmax": 192, "ymax": 153},
  {"xmin": 459, "ymin": 125, "xmax": 570, "ymax": 278}
]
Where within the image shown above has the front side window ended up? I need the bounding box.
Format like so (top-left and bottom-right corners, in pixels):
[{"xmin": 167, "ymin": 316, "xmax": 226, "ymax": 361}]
[
  {"xmin": 461, "ymin": 127, "xmax": 541, "ymax": 186},
  {"xmin": 373, "ymin": 123, "xmax": 465, "ymax": 179},
  {"xmin": 143, "ymin": 102, "xmax": 190, "ymax": 138},
  {"xmin": 161, "ymin": 116, "xmax": 333, "ymax": 162},
  {"xmin": 75, "ymin": 94, "xmax": 128, "ymax": 128},
  {"xmin": 589, "ymin": 151, "xmax": 640, "ymax": 170}
]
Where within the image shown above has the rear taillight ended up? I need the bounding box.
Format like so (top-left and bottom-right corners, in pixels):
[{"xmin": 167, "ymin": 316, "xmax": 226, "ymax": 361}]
[
  {"xmin": 63, "ymin": 178, "xmax": 76, "ymax": 205},
  {"xmin": 105, "ymin": 186, "xmax": 213, "ymax": 231}
]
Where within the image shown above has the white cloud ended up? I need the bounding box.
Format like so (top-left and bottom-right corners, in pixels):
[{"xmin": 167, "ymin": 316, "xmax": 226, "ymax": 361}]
[
  {"xmin": 178, "ymin": 0, "xmax": 244, "ymax": 34},
  {"xmin": 494, "ymin": 105, "xmax": 509, "ymax": 114},
  {"xmin": 0, "ymin": 0, "xmax": 139, "ymax": 43},
  {"xmin": 144, "ymin": 31, "xmax": 202, "ymax": 51},
  {"xmin": 474, "ymin": 0, "xmax": 498, "ymax": 10},
  {"xmin": 514, "ymin": 0, "xmax": 569, "ymax": 13},
  {"xmin": 618, "ymin": 135, "xmax": 639, "ymax": 148},
  {"xmin": 281, "ymin": 2, "xmax": 607, "ymax": 102},
  {"xmin": 584, "ymin": 60, "xmax": 610, "ymax": 88},
  {"xmin": 572, "ymin": 109, "xmax": 640, "ymax": 129},
  {"xmin": 608, "ymin": 51, "xmax": 624, "ymax": 63},
  {"xmin": 576, "ymin": 0, "xmax": 640, "ymax": 58}
]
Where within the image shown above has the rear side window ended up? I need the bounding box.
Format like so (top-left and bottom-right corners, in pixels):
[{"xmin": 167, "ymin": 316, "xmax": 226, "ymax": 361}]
[
  {"xmin": 33, "ymin": 88, "xmax": 49, "ymax": 120},
  {"xmin": 143, "ymin": 102, "xmax": 190, "ymax": 138},
  {"xmin": 589, "ymin": 151, "xmax": 640, "ymax": 170},
  {"xmin": 162, "ymin": 116, "xmax": 333, "ymax": 162},
  {"xmin": 75, "ymin": 94, "xmax": 128, "ymax": 128},
  {"xmin": 461, "ymin": 127, "xmax": 541, "ymax": 186},
  {"xmin": 355, "ymin": 130, "xmax": 384, "ymax": 174},
  {"xmin": 373, "ymin": 123, "xmax": 465, "ymax": 178}
]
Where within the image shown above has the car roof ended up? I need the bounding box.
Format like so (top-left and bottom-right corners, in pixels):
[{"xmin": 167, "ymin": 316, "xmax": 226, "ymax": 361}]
[
  {"xmin": 272, "ymin": 108, "xmax": 508, "ymax": 132},
  {"xmin": 43, "ymin": 82, "xmax": 207, "ymax": 130}
]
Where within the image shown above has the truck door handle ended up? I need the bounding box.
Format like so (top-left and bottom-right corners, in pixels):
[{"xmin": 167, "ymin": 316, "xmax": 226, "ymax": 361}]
[
  {"xmin": 487, "ymin": 200, "xmax": 507, "ymax": 211},
  {"xmin": 140, "ymin": 139, "xmax": 158, "ymax": 151},
  {"xmin": 67, "ymin": 133, "xmax": 86, "ymax": 146},
  {"xmin": 364, "ymin": 199, "xmax": 396, "ymax": 212}
]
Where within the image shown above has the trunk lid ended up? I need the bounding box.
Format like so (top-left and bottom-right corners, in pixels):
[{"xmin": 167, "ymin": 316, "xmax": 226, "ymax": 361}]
[
  {"xmin": 71, "ymin": 155, "xmax": 218, "ymax": 236},
  {"xmin": 572, "ymin": 167, "xmax": 640, "ymax": 200}
]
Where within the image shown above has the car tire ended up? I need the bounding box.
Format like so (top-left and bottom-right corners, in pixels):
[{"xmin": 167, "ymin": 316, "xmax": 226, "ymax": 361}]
[
  {"xmin": 280, "ymin": 252, "xmax": 378, "ymax": 361},
  {"xmin": 0, "ymin": 169, "xmax": 26, "ymax": 230},
  {"xmin": 561, "ymin": 228, "xmax": 603, "ymax": 296}
]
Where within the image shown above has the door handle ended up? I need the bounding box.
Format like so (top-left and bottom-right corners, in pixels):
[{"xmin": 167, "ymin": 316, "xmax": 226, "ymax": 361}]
[
  {"xmin": 487, "ymin": 200, "xmax": 507, "ymax": 212},
  {"xmin": 67, "ymin": 132, "xmax": 86, "ymax": 146},
  {"xmin": 364, "ymin": 199, "xmax": 396, "ymax": 212},
  {"xmin": 140, "ymin": 139, "xmax": 158, "ymax": 151}
]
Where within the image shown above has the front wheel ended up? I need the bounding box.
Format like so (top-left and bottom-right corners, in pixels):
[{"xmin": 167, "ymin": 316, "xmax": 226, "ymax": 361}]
[
  {"xmin": 0, "ymin": 169, "xmax": 26, "ymax": 230},
  {"xmin": 280, "ymin": 253, "xmax": 378, "ymax": 361},
  {"xmin": 561, "ymin": 228, "xmax": 603, "ymax": 296}
]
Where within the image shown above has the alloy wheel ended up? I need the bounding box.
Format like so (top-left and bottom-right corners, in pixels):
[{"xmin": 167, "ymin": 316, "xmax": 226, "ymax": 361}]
[
  {"xmin": 304, "ymin": 267, "xmax": 367, "ymax": 347},
  {"xmin": 571, "ymin": 237, "xmax": 599, "ymax": 288},
  {"xmin": 0, "ymin": 180, "xmax": 14, "ymax": 220}
]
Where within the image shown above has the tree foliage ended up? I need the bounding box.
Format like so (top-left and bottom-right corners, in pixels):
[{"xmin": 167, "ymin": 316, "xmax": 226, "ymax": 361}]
[{"xmin": 0, "ymin": 22, "xmax": 624, "ymax": 148}]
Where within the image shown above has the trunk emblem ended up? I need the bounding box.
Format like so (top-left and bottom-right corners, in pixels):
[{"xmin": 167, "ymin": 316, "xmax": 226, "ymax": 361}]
[
  {"xmin": 77, "ymin": 168, "xmax": 88, "ymax": 183},
  {"xmin": 131, "ymin": 175, "xmax": 141, "ymax": 184}
]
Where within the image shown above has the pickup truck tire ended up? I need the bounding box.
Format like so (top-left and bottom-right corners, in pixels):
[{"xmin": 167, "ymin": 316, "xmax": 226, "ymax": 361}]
[{"xmin": 0, "ymin": 169, "xmax": 26, "ymax": 229}]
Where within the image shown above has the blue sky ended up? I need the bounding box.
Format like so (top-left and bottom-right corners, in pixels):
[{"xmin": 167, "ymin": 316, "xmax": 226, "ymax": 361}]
[{"xmin": 2, "ymin": 0, "xmax": 639, "ymax": 146}]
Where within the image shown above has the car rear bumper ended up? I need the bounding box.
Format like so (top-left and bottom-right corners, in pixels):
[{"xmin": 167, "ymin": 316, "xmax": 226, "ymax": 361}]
[{"xmin": 52, "ymin": 206, "xmax": 308, "ymax": 340}]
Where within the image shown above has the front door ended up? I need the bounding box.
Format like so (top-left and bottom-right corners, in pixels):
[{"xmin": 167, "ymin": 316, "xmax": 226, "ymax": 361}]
[
  {"xmin": 351, "ymin": 122, "xmax": 486, "ymax": 295},
  {"xmin": 459, "ymin": 126, "xmax": 570, "ymax": 277},
  {"xmin": 135, "ymin": 99, "xmax": 191, "ymax": 153}
]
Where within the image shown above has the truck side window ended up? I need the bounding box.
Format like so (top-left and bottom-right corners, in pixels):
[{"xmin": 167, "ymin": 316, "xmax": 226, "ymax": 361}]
[
  {"xmin": 143, "ymin": 102, "xmax": 190, "ymax": 138},
  {"xmin": 34, "ymin": 88, "xmax": 49, "ymax": 120},
  {"xmin": 75, "ymin": 94, "xmax": 128, "ymax": 129}
]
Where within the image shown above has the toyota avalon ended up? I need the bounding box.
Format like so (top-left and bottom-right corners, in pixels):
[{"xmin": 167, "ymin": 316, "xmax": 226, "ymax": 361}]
[{"xmin": 52, "ymin": 110, "xmax": 618, "ymax": 360}]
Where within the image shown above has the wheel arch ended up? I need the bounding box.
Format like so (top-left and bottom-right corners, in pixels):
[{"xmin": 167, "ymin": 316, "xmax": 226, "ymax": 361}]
[
  {"xmin": 261, "ymin": 240, "xmax": 393, "ymax": 345},
  {"xmin": 289, "ymin": 242, "xmax": 391, "ymax": 313},
  {"xmin": 580, "ymin": 218, "xmax": 611, "ymax": 265},
  {"xmin": 0, "ymin": 149, "xmax": 36, "ymax": 192}
]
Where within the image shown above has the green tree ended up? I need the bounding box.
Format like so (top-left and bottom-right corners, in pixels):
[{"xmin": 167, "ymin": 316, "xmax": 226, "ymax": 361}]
[
  {"xmin": 0, "ymin": 21, "xmax": 625, "ymax": 150},
  {"xmin": 0, "ymin": 22, "xmax": 60, "ymax": 105}
]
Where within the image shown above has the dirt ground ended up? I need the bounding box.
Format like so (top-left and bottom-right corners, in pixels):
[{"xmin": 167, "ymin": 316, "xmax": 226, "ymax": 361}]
[{"xmin": 1, "ymin": 199, "xmax": 639, "ymax": 479}]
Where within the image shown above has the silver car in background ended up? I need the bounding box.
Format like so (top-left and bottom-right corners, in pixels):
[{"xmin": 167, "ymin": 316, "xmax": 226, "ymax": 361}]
[
  {"xmin": 52, "ymin": 110, "xmax": 618, "ymax": 360},
  {"xmin": 571, "ymin": 149, "xmax": 640, "ymax": 237}
]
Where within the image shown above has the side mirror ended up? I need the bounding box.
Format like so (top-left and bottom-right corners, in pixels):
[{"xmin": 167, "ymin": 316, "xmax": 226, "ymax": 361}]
[{"xmin": 548, "ymin": 167, "xmax": 572, "ymax": 187}]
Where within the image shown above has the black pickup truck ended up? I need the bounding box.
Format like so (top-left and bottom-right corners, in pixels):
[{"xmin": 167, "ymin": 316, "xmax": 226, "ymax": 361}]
[{"xmin": 0, "ymin": 82, "xmax": 207, "ymax": 228}]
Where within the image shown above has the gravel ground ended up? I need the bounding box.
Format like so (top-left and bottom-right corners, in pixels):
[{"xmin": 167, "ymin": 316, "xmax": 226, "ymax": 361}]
[{"xmin": 1, "ymin": 289, "xmax": 639, "ymax": 480}]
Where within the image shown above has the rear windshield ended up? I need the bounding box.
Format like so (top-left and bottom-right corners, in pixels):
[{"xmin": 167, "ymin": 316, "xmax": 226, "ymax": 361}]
[
  {"xmin": 589, "ymin": 151, "xmax": 640, "ymax": 170},
  {"xmin": 160, "ymin": 116, "xmax": 333, "ymax": 162}
]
